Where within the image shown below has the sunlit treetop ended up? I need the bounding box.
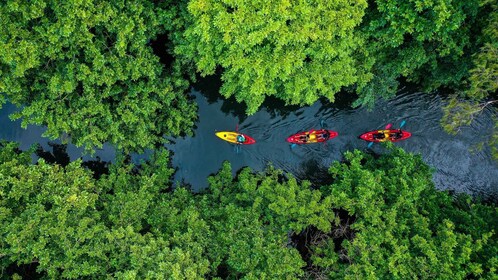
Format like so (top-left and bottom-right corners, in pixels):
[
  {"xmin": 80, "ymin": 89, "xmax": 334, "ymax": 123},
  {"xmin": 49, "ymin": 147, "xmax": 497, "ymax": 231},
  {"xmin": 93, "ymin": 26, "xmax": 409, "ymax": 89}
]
[
  {"xmin": 0, "ymin": 0, "xmax": 196, "ymax": 152},
  {"xmin": 173, "ymin": 0, "xmax": 367, "ymax": 114}
]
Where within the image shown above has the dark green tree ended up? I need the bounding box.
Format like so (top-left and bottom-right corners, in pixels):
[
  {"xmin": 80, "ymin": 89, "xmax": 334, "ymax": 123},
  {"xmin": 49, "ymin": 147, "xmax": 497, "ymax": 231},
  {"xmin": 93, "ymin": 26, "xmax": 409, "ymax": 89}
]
[
  {"xmin": 355, "ymin": 0, "xmax": 481, "ymax": 107},
  {"xmin": 0, "ymin": 0, "xmax": 196, "ymax": 152},
  {"xmin": 441, "ymin": 1, "xmax": 498, "ymax": 159}
]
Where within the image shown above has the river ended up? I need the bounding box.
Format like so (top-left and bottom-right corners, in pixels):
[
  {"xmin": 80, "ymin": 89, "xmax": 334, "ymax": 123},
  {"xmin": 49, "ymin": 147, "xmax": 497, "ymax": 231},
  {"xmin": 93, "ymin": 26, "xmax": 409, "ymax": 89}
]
[{"xmin": 1, "ymin": 78, "xmax": 497, "ymax": 199}]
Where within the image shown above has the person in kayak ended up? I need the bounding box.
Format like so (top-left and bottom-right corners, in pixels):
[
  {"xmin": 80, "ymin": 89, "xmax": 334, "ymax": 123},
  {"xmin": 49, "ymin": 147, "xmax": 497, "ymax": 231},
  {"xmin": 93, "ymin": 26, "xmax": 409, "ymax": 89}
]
[
  {"xmin": 236, "ymin": 134, "xmax": 246, "ymax": 144},
  {"xmin": 320, "ymin": 130, "xmax": 330, "ymax": 140},
  {"xmin": 300, "ymin": 134, "xmax": 310, "ymax": 143},
  {"xmin": 373, "ymin": 132, "xmax": 385, "ymax": 140},
  {"xmin": 392, "ymin": 129, "xmax": 403, "ymax": 140},
  {"xmin": 373, "ymin": 131, "xmax": 390, "ymax": 140}
]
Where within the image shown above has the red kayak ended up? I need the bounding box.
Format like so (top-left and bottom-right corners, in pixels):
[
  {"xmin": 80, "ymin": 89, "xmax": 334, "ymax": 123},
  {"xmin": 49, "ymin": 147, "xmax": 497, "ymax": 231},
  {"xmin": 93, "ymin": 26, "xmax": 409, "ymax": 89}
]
[
  {"xmin": 359, "ymin": 129, "xmax": 411, "ymax": 143},
  {"xmin": 286, "ymin": 129, "xmax": 338, "ymax": 144}
]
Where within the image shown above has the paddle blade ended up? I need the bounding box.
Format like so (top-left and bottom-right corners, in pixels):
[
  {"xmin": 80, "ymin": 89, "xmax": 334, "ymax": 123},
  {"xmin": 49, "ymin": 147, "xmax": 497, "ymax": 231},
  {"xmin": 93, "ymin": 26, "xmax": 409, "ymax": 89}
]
[
  {"xmin": 320, "ymin": 119, "xmax": 325, "ymax": 128},
  {"xmin": 291, "ymin": 144, "xmax": 297, "ymax": 149},
  {"xmin": 400, "ymin": 120, "xmax": 406, "ymax": 128},
  {"xmin": 367, "ymin": 142, "xmax": 374, "ymax": 148},
  {"xmin": 385, "ymin": 123, "xmax": 392, "ymax": 129}
]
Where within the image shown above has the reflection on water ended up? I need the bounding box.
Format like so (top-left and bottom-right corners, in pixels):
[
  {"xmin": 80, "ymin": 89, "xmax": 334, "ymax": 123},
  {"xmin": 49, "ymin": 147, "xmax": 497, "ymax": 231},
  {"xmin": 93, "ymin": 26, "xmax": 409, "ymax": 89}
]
[
  {"xmin": 1, "ymin": 78, "xmax": 497, "ymax": 200},
  {"xmin": 0, "ymin": 102, "xmax": 117, "ymax": 163}
]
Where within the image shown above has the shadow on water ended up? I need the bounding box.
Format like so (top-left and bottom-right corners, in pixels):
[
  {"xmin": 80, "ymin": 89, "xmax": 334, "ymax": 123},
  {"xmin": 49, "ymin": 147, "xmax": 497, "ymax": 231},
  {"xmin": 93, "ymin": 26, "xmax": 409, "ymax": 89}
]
[
  {"xmin": 81, "ymin": 158, "xmax": 110, "ymax": 180},
  {"xmin": 293, "ymin": 158, "xmax": 335, "ymax": 187},
  {"xmin": 321, "ymin": 89, "xmax": 358, "ymax": 111},
  {"xmin": 260, "ymin": 95, "xmax": 303, "ymax": 119},
  {"xmin": 193, "ymin": 73, "xmax": 365, "ymax": 124},
  {"xmin": 34, "ymin": 142, "xmax": 110, "ymax": 179},
  {"xmin": 194, "ymin": 73, "xmax": 308, "ymax": 121},
  {"xmin": 193, "ymin": 72, "xmax": 248, "ymax": 123},
  {"xmin": 35, "ymin": 142, "xmax": 70, "ymax": 167}
]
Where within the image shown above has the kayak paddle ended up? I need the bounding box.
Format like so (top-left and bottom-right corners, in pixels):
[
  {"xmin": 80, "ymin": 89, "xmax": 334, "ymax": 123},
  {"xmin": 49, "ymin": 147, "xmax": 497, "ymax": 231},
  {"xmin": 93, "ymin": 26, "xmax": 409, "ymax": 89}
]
[{"xmin": 235, "ymin": 124, "xmax": 241, "ymax": 153}]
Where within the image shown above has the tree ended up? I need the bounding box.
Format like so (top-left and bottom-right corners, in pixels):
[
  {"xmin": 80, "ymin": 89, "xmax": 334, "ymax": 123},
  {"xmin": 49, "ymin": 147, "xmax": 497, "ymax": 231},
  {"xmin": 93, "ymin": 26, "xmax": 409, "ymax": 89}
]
[
  {"xmin": 0, "ymin": 142, "xmax": 211, "ymax": 279},
  {"xmin": 313, "ymin": 147, "xmax": 498, "ymax": 279},
  {"xmin": 189, "ymin": 162, "xmax": 336, "ymax": 279},
  {"xmin": 440, "ymin": 1, "xmax": 498, "ymax": 159},
  {"xmin": 1, "ymin": 142, "xmax": 497, "ymax": 279},
  {"xmin": 0, "ymin": 141, "xmax": 332, "ymax": 279},
  {"xmin": 172, "ymin": 0, "xmax": 368, "ymax": 114},
  {"xmin": 0, "ymin": 0, "xmax": 196, "ymax": 152},
  {"xmin": 1, "ymin": 141, "xmax": 330, "ymax": 279},
  {"xmin": 355, "ymin": 0, "xmax": 481, "ymax": 107}
]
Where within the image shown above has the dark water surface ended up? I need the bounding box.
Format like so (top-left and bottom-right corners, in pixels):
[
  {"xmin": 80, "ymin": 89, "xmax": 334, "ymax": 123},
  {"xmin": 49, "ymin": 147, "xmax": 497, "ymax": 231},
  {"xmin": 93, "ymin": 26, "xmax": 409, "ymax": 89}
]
[{"xmin": 1, "ymin": 80, "xmax": 497, "ymax": 199}]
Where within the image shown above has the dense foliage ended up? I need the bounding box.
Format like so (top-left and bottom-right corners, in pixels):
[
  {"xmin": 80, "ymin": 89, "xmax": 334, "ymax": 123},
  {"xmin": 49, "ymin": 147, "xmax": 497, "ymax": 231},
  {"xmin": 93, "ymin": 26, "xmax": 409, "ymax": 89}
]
[
  {"xmin": 316, "ymin": 148, "xmax": 497, "ymax": 278},
  {"xmin": 172, "ymin": 0, "xmax": 368, "ymax": 114},
  {"xmin": 355, "ymin": 0, "xmax": 481, "ymax": 107},
  {"xmin": 0, "ymin": 0, "xmax": 196, "ymax": 152},
  {"xmin": 170, "ymin": 0, "xmax": 494, "ymax": 113},
  {"xmin": 0, "ymin": 0, "xmax": 497, "ymax": 278},
  {"xmin": 1, "ymin": 142, "xmax": 496, "ymax": 279},
  {"xmin": 441, "ymin": 1, "xmax": 498, "ymax": 159}
]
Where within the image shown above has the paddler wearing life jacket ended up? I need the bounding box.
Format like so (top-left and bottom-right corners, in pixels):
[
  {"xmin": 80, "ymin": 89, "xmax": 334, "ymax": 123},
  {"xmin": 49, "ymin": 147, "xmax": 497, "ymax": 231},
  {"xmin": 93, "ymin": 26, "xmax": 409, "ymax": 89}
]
[
  {"xmin": 300, "ymin": 133, "xmax": 311, "ymax": 143},
  {"xmin": 391, "ymin": 129, "xmax": 403, "ymax": 140},
  {"xmin": 318, "ymin": 130, "xmax": 330, "ymax": 140},
  {"xmin": 236, "ymin": 134, "xmax": 246, "ymax": 144},
  {"xmin": 373, "ymin": 130, "xmax": 389, "ymax": 140}
]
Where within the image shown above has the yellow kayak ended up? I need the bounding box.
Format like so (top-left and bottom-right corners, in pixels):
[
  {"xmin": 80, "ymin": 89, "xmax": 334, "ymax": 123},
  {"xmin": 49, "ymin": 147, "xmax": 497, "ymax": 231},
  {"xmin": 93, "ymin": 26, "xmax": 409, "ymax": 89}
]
[{"xmin": 215, "ymin": 131, "xmax": 256, "ymax": 145}]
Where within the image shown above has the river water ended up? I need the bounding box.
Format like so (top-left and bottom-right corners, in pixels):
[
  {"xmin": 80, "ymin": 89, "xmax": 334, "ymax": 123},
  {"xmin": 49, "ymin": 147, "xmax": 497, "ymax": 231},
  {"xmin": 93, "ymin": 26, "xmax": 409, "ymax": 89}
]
[{"xmin": 1, "ymin": 78, "xmax": 497, "ymax": 199}]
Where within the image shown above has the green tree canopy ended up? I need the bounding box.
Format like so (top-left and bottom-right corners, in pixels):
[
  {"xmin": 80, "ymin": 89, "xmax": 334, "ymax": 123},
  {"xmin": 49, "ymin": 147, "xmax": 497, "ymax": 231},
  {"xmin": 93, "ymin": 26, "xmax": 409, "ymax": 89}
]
[
  {"xmin": 0, "ymin": 142, "xmax": 210, "ymax": 279},
  {"xmin": 0, "ymin": 142, "xmax": 333, "ymax": 279},
  {"xmin": 441, "ymin": 1, "xmax": 498, "ymax": 159},
  {"xmin": 1, "ymin": 142, "xmax": 496, "ymax": 279},
  {"xmin": 152, "ymin": 162, "xmax": 337, "ymax": 279},
  {"xmin": 0, "ymin": 0, "xmax": 196, "ymax": 152},
  {"xmin": 313, "ymin": 147, "xmax": 498, "ymax": 279},
  {"xmin": 173, "ymin": 0, "xmax": 367, "ymax": 114},
  {"xmin": 355, "ymin": 0, "xmax": 481, "ymax": 107}
]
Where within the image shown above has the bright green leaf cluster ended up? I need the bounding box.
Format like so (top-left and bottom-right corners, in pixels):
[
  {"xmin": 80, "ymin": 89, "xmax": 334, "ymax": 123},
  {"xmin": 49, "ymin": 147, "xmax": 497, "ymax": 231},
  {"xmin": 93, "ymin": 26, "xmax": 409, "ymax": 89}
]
[
  {"xmin": 0, "ymin": 0, "xmax": 196, "ymax": 152},
  {"xmin": 1, "ymin": 142, "xmax": 496, "ymax": 279},
  {"xmin": 0, "ymin": 143, "xmax": 208, "ymax": 279},
  {"xmin": 316, "ymin": 147, "xmax": 497, "ymax": 279},
  {"xmin": 173, "ymin": 0, "xmax": 367, "ymax": 114}
]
